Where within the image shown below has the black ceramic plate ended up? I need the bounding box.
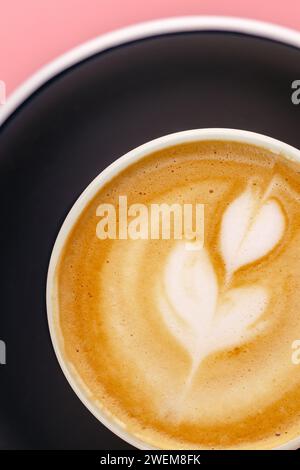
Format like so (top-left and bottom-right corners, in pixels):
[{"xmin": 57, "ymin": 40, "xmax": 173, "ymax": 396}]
[{"xmin": 1, "ymin": 18, "xmax": 300, "ymax": 450}]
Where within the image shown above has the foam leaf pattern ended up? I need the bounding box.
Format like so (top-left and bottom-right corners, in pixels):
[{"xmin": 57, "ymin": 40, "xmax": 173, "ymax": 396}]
[
  {"xmin": 220, "ymin": 188, "xmax": 285, "ymax": 276},
  {"xmin": 159, "ymin": 244, "xmax": 268, "ymax": 364},
  {"xmin": 159, "ymin": 245, "xmax": 218, "ymax": 359},
  {"xmin": 159, "ymin": 187, "xmax": 285, "ymax": 383}
]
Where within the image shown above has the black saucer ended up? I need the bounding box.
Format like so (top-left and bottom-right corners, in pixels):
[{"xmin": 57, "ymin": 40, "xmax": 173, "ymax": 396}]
[{"xmin": 1, "ymin": 29, "xmax": 300, "ymax": 450}]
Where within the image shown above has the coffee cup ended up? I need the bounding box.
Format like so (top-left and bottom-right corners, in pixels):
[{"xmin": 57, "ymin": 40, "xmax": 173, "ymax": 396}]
[{"xmin": 47, "ymin": 128, "xmax": 300, "ymax": 450}]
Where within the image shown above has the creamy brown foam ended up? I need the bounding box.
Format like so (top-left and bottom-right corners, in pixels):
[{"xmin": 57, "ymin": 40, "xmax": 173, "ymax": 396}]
[{"xmin": 54, "ymin": 141, "xmax": 300, "ymax": 449}]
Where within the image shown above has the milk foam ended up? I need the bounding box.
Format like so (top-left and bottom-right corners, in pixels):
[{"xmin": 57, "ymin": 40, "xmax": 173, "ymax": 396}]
[
  {"xmin": 159, "ymin": 245, "xmax": 268, "ymax": 376},
  {"xmin": 220, "ymin": 187, "xmax": 285, "ymax": 277}
]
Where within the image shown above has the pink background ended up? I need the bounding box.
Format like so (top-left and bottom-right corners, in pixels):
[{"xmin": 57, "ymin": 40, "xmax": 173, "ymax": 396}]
[{"xmin": 1, "ymin": 0, "xmax": 300, "ymax": 96}]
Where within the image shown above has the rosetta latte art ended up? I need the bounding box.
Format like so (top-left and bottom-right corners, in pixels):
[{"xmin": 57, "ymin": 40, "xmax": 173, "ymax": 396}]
[{"xmin": 159, "ymin": 186, "xmax": 285, "ymax": 389}]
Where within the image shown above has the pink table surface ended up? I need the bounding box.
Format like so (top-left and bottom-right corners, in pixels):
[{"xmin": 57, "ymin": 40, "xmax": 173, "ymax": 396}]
[{"xmin": 1, "ymin": 0, "xmax": 300, "ymax": 96}]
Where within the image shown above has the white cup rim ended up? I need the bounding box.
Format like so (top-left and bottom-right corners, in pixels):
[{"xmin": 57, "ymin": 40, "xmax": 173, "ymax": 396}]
[{"xmin": 47, "ymin": 127, "xmax": 300, "ymax": 450}]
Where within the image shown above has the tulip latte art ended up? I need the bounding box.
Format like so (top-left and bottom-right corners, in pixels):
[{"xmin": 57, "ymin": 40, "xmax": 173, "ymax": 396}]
[{"xmin": 54, "ymin": 141, "xmax": 300, "ymax": 449}]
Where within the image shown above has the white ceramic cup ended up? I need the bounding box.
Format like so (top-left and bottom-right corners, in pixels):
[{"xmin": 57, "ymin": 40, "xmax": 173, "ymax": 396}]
[{"xmin": 47, "ymin": 128, "xmax": 300, "ymax": 450}]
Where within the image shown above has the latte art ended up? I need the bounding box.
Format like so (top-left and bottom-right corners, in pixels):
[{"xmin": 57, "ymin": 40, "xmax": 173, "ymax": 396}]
[
  {"xmin": 156, "ymin": 185, "xmax": 286, "ymax": 409},
  {"xmin": 55, "ymin": 141, "xmax": 300, "ymax": 449}
]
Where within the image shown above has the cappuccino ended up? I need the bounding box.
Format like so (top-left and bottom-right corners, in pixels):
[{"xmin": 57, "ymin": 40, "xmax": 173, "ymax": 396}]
[{"xmin": 53, "ymin": 140, "xmax": 300, "ymax": 449}]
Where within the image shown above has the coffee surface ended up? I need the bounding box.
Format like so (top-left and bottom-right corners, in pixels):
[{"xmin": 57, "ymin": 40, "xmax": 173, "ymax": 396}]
[{"xmin": 54, "ymin": 141, "xmax": 300, "ymax": 449}]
